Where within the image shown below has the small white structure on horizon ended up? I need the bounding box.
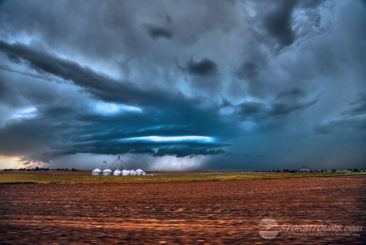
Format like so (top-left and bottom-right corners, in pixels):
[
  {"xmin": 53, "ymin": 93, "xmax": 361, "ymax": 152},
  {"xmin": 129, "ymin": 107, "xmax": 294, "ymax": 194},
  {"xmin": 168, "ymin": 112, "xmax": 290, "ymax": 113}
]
[
  {"xmin": 135, "ymin": 169, "xmax": 145, "ymax": 176},
  {"xmin": 299, "ymin": 168, "xmax": 311, "ymax": 172},
  {"xmin": 92, "ymin": 168, "xmax": 102, "ymax": 176},
  {"xmin": 113, "ymin": 169, "xmax": 122, "ymax": 176},
  {"xmin": 338, "ymin": 169, "xmax": 351, "ymax": 173},
  {"xmin": 103, "ymin": 169, "xmax": 113, "ymax": 176}
]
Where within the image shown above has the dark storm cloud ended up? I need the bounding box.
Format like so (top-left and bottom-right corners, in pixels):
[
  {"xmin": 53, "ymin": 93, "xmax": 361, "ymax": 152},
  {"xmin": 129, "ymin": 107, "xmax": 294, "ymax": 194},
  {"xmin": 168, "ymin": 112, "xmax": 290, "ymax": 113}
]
[
  {"xmin": 315, "ymin": 94, "xmax": 366, "ymax": 134},
  {"xmin": 0, "ymin": 93, "xmax": 232, "ymax": 161},
  {"xmin": 0, "ymin": 40, "xmax": 237, "ymax": 161},
  {"xmin": 0, "ymin": 64, "xmax": 52, "ymax": 82},
  {"xmin": 297, "ymin": 0, "xmax": 325, "ymax": 9},
  {"xmin": 0, "ymin": 41, "xmax": 182, "ymax": 107},
  {"xmin": 345, "ymin": 94, "xmax": 366, "ymax": 116},
  {"xmin": 315, "ymin": 117, "xmax": 366, "ymax": 134},
  {"xmin": 236, "ymin": 61, "xmax": 258, "ymax": 80},
  {"xmin": 144, "ymin": 24, "xmax": 173, "ymax": 39},
  {"xmin": 50, "ymin": 106, "xmax": 232, "ymax": 158},
  {"xmin": 153, "ymin": 147, "xmax": 225, "ymax": 157},
  {"xmin": 62, "ymin": 140, "xmax": 226, "ymax": 158},
  {"xmin": 276, "ymin": 88, "xmax": 305, "ymax": 99},
  {"xmin": 0, "ymin": 116, "xmax": 56, "ymax": 156},
  {"xmin": 235, "ymin": 96, "xmax": 319, "ymax": 122},
  {"xmin": 0, "ymin": 0, "xmax": 365, "ymax": 170},
  {"xmin": 236, "ymin": 102, "xmax": 264, "ymax": 119},
  {"xmin": 187, "ymin": 58, "xmax": 218, "ymax": 76},
  {"xmin": 263, "ymin": 0, "xmax": 298, "ymax": 48},
  {"xmin": 268, "ymin": 97, "xmax": 319, "ymax": 117}
]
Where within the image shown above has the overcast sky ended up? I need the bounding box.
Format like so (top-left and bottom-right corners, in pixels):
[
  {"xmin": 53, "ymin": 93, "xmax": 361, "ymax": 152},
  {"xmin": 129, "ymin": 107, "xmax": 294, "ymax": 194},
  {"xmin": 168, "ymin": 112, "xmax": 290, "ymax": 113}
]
[{"xmin": 0, "ymin": 0, "xmax": 365, "ymax": 170}]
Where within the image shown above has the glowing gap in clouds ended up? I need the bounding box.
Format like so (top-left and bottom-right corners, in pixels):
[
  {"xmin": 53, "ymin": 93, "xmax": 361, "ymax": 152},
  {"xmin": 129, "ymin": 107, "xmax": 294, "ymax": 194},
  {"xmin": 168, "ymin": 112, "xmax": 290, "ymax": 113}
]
[
  {"xmin": 14, "ymin": 106, "xmax": 37, "ymax": 119},
  {"xmin": 120, "ymin": 136, "xmax": 216, "ymax": 143},
  {"xmin": 95, "ymin": 102, "xmax": 142, "ymax": 114}
]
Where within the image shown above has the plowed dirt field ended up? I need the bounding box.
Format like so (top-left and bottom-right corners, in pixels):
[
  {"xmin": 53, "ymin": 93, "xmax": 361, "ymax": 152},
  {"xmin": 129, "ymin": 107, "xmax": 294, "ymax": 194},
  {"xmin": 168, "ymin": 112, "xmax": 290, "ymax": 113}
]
[{"xmin": 0, "ymin": 175, "xmax": 365, "ymax": 244}]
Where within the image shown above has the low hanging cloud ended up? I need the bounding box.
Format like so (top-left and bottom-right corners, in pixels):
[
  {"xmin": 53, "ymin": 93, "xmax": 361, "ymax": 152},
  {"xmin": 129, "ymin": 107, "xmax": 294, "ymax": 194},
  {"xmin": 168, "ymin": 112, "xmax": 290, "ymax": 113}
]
[
  {"xmin": 144, "ymin": 24, "xmax": 173, "ymax": 39},
  {"xmin": 187, "ymin": 58, "xmax": 218, "ymax": 76},
  {"xmin": 263, "ymin": 0, "xmax": 298, "ymax": 48}
]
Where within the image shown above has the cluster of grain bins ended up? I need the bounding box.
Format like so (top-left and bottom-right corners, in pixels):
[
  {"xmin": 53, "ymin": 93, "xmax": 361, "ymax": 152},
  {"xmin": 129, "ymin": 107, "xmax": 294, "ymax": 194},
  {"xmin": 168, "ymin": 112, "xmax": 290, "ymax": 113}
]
[
  {"xmin": 92, "ymin": 168, "xmax": 146, "ymax": 176},
  {"xmin": 92, "ymin": 156, "xmax": 147, "ymax": 176}
]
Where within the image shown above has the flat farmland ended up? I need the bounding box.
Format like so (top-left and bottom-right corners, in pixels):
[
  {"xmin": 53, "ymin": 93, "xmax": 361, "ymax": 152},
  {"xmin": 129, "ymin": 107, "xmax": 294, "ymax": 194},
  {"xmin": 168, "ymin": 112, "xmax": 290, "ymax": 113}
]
[
  {"xmin": 0, "ymin": 174, "xmax": 365, "ymax": 244},
  {"xmin": 0, "ymin": 171, "xmax": 365, "ymax": 184}
]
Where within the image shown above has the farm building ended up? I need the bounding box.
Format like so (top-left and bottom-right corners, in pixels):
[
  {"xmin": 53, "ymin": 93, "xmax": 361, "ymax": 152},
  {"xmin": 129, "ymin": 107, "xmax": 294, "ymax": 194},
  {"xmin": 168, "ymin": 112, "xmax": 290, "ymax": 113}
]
[
  {"xmin": 92, "ymin": 168, "xmax": 102, "ymax": 176},
  {"xmin": 103, "ymin": 169, "xmax": 112, "ymax": 176},
  {"xmin": 113, "ymin": 169, "xmax": 122, "ymax": 176},
  {"xmin": 135, "ymin": 169, "xmax": 146, "ymax": 175},
  {"xmin": 299, "ymin": 168, "xmax": 311, "ymax": 172}
]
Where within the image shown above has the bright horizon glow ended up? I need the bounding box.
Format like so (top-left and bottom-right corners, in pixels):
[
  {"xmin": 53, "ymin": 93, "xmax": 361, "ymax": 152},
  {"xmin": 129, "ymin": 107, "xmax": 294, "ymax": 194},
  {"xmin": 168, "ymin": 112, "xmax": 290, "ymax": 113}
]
[
  {"xmin": 0, "ymin": 155, "xmax": 21, "ymax": 169},
  {"xmin": 120, "ymin": 135, "xmax": 216, "ymax": 143},
  {"xmin": 95, "ymin": 102, "xmax": 142, "ymax": 114}
]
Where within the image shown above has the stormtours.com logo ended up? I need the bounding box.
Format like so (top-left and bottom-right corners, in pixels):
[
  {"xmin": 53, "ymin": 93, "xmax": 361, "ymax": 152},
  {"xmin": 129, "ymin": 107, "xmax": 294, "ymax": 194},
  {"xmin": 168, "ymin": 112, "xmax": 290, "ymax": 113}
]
[
  {"xmin": 258, "ymin": 217, "xmax": 363, "ymax": 240},
  {"xmin": 258, "ymin": 218, "xmax": 280, "ymax": 239}
]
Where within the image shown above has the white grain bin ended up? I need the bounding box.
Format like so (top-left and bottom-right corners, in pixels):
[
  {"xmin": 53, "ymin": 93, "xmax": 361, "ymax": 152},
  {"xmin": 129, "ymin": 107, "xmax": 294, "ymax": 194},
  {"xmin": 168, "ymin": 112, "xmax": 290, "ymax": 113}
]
[
  {"xmin": 130, "ymin": 169, "xmax": 136, "ymax": 176},
  {"xmin": 103, "ymin": 169, "xmax": 112, "ymax": 176},
  {"xmin": 122, "ymin": 170, "xmax": 130, "ymax": 176},
  {"xmin": 92, "ymin": 168, "xmax": 102, "ymax": 176},
  {"xmin": 113, "ymin": 169, "xmax": 122, "ymax": 176},
  {"xmin": 135, "ymin": 169, "xmax": 144, "ymax": 176},
  {"xmin": 299, "ymin": 168, "xmax": 310, "ymax": 172}
]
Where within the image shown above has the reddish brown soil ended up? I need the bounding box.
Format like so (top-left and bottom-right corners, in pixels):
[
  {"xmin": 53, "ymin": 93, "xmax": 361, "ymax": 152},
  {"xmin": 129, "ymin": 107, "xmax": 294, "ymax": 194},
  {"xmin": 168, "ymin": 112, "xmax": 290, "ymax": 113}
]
[{"xmin": 0, "ymin": 176, "xmax": 365, "ymax": 244}]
